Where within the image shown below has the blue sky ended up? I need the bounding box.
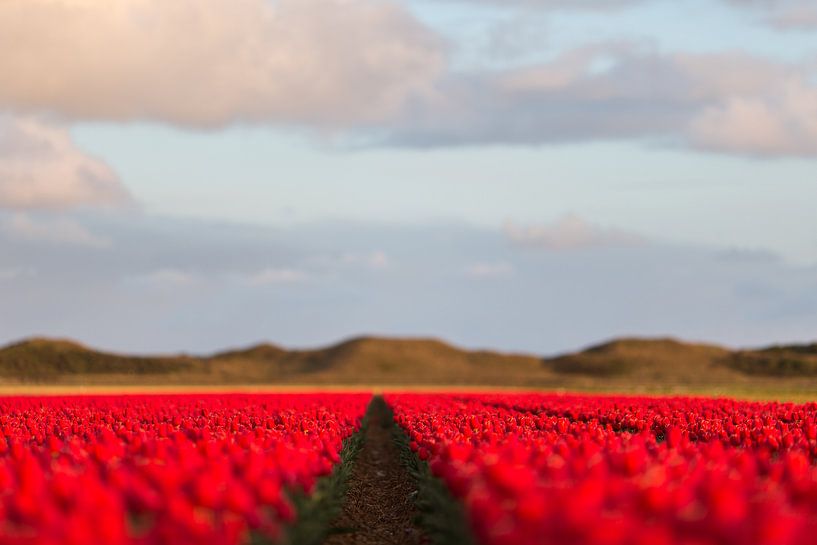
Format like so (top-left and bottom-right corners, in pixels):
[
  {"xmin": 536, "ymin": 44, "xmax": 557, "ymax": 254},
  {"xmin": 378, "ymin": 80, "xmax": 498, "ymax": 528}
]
[{"xmin": 1, "ymin": 0, "xmax": 816, "ymax": 354}]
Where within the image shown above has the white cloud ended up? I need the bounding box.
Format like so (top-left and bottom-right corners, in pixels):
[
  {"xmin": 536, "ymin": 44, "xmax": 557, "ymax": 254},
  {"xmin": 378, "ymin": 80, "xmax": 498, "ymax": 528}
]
[
  {"xmin": 246, "ymin": 267, "xmax": 307, "ymax": 286},
  {"xmin": 1, "ymin": 213, "xmax": 111, "ymax": 248},
  {"xmin": 340, "ymin": 251, "xmax": 391, "ymax": 269},
  {"xmin": 1, "ymin": 1, "xmax": 816, "ymax": 158},
  {"xmin": 504, "ymin": 215, "xmax": 644, "ymax": 250},
  {"xmin": 129, "ymin": 266, "xmax": 309, "ymax": 289},
  {"xmin": 689, "ymin": 80, "xmax": 817, "ymax": 155},
  {"xmin": 465, "ymin": 261, "xmax": 515, "ymax": 278},
  {"xmin": 127, "ymin": 268, "xmax": 198, "ymax": 288},
  {"xmin": 0, "ymin": 117, "xmax": 131, "ymax": 210},
  {"xmin": 240, "ymin": 252, "xmax": 389, "ymax": 287},
  {"xmin": 0, "ymin": 0, "xmax": 444, "ymax": 128}
]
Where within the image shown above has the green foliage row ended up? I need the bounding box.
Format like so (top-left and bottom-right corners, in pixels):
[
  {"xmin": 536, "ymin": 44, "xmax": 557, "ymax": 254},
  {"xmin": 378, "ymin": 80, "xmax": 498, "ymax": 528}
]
[
  {"xmin": 387, "ymin": 402, "xmax": 476, "ymax": 545},
  {"xmin": 256, "ymin": 415, "xmax": 367, "ymax": 545}
]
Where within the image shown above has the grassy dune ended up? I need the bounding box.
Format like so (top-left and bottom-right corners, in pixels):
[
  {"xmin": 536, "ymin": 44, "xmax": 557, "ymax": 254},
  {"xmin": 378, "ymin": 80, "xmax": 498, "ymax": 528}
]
[{"xmin": 1, "ymin": 336, "xmax": 816, "ymax": 399}]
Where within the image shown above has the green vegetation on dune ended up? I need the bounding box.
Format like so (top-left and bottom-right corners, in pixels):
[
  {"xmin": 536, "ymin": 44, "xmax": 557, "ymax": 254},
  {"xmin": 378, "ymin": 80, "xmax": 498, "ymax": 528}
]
[
  {"xmin": 0, "ymin": 338, "xmax": 195, "ymax": 379},
  {"xmin": 207, "ymin": 336, "xmax": 542, "ymax": 385},
  {"xmin": 544, "ymin": 338, "xmax": 733, "ymax": 380},
  {"xmin": 278, "ymin": 416, "xmax": 365, "ymax": 545},
  {"xmin": 388, "ymin": 399, "xmax": 476, "ymax": 545},
  {"xmin": 724, "ymin": 346, "xmax": 817, "ymax": 377}
]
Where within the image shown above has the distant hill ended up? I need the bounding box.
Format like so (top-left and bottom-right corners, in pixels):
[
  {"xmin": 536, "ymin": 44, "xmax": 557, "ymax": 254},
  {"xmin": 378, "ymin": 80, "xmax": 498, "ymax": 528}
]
[
  {"xmin": 208, "ymin": 337, "xmax": 543, "ymax": 385},
  {"xmin": 724, "ymin": 344, "xmax": 817, "ymax": 377},
  {"xmin": 0, "ymin": 338, "xmax": 196, "ymax": 379},
  {"xmin": 546, "ymin": 338, "xmax": 733, "ymax": 380},
  {"xmin": 1, "ymin": 335, "xmax": 817, "ymax": 396}
]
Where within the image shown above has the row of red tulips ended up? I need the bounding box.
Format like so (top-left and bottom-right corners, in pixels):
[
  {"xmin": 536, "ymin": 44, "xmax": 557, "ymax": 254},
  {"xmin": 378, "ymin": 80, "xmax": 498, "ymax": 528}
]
[
  {"xmin": 387, "ymin": 393, "xmax": 817, "ymax": 545},
  {"xmin": 0, "ymin": 394, "xmax": 369, "ymax": 545},
  {"xmin": 478, "ymin": 394, "xmax": 817, "ymax": 451}
]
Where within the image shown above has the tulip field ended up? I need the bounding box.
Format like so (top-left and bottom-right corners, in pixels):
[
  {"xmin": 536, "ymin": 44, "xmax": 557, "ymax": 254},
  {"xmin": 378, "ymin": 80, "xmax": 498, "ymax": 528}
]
[
  {"xmin": 390, "ymin": 393, "xmax": 817, "ymax": 545},
  {"xmin": 0, "ymin": 392, "xmax": 817, "ymax": 545},
  {"xmin": 0, "ymin": 394, "xmax": 369, "ymax": 545}
]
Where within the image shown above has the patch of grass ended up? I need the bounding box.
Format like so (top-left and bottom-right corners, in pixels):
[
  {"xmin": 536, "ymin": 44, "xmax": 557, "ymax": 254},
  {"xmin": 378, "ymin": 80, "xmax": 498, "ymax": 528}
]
[
  {"xmin": 725, "ymin": 350, "xmax": 817, "ymax": 377},
  {"xmin": 0, "ymin": 338, "xmax": 194, "ymax": 378},
  {"xmin": 548, "ymin": 355, "xmax": 636, "ymax": 376},
  {"xmin": 387, "ymin": 403, "xmax": 476, "ymax": 545}
]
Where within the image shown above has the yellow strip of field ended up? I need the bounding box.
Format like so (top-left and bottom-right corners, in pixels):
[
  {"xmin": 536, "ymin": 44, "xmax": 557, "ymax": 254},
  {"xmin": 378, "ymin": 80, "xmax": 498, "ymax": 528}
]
[{"xmin": 0, "ymin": 383, "xmax": 813, "ymax": 402}]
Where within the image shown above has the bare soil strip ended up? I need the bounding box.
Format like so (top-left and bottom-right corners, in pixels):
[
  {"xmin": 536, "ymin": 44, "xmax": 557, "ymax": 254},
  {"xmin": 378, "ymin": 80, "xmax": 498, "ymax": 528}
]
[{"xmin": 324, "ymin": 397, "xmax": 425, "ymax": 545}]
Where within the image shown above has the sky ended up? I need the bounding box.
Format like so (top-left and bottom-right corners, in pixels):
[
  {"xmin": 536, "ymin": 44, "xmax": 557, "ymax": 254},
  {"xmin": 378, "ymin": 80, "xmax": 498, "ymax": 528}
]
[{"xmin": 1, "ymin": 0, "xmax": 816, "ymax": 355}]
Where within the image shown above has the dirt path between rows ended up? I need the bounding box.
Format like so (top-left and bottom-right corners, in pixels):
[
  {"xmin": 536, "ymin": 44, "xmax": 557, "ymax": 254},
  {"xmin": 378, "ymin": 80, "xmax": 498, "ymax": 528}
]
[{"xmin": 324, "ymin": 397, "xmax": 425, "ymax": 545}]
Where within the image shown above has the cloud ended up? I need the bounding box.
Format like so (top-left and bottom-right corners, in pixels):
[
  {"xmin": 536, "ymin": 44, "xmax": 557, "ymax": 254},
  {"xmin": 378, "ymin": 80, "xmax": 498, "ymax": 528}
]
[
  {"xmin": 2, "ymin": 2, "xmax": 816, "ymax": 158},
  {"xmin": 341, "ymin": 251, "xmax": 391, "ymax": 270},
  {"xmin": 398, "ymin": 43, "xmax": 784, "ymax": 139},
  {"xmin": 452, "ymin": 0, "xmax": 642, "ymax": 8},
  {"xmin": 770, "ymin": 5, "xmax": 817, "ymax": 28},
  {"xmin": 126, "ymin": 268, "xmax": 198, "ymax": 288},
  {"xmin": 0, "ymin": 117, "xmax": 132, "ymax": 210},
  {"xmin": 465, "ymin": 261, "xmax": 515, "ymax": 278},
  {"xmin": 504, "ymin": 215, "xmax": 644, "ymax": 250},
  {"xmin": 0, "ymin": 215, "xmax": 814, "ymax": 355},
  {"xmin": 1, "ymin": 213, "xmax": 111, "ymax": 248},
  {"xmin": 231, "ymin": 253, "xmax": 389, "ymax": 287},
  {"xmin": 0, "ymin": 0, "xmax": 444, "ymax": 128},
  {"xmin": 716, "ymin": 248, "xmax": 781, "ymax": 264},
  {"xmin": 688, "ymin": 80, "xmax": 817, "ymax": 155},
  {"xmin": 129, "ymin": 266, "xmax": 310, "ymax": 288},
  {"xmin": 388, "ymin": 45, "xmax": 817, "ymax": 157},
  {"xmin": 726, "ymin": 0, "xmax": 817, "ymax": 29},
  {"xmin": 348, "ymin": 250, "xmax": 390, "ymax": 269},
  {"xmin": 452, "ymin": 0, "xmax": 817, "ymax": 24},
  {"xmin": 0, "ymin": 267, "xmax": 34, "ymax": 282},
  {"xmin": 246, "ymin": 268, "xmax": 307, "ymax": 286}
]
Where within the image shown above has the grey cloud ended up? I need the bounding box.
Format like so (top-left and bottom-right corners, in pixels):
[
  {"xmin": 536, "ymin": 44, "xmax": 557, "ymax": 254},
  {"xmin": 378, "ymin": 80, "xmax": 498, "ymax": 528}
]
[
  {"xmin": 726, "ymin": 0, "xmax": 817, "ymax": 29},
  {"xmin": 504, "ymin": 215, "xmax": 645, "ymax": 250},
  {"xmin": 1, "ymin": 213, "xmax": 112, "ymax": 248},
  {"xmin": 771, "ymin": 8, "xmax": 817, "ymax": 29},
  {"xmin": 243, "ymin": 268, "xmax": 309, "ymax": 286},
  {"xmin": 440, "ymin": 0, "xmax": 817, "ymax": 27},
  {"xmin": 384, "ymin": 46, "xmax": 817, "ymax": 157},
  {"xmin": 0, "ymin": 213, "xmax": 815, "ymax": 355},
  {"xmin": 464, "ymin": 261, "xmax": 515, "ymax": 278},
  {"xmin": 715, "ymin": 248, "xmax": 783, "ymax": 264},
  {"xmin": 0, "ymin": 266, "xmax": 34, "ymax": 282},
  {"xmin": 415, "ymin": 0, "xmax": 644, "ymax": 10}
]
